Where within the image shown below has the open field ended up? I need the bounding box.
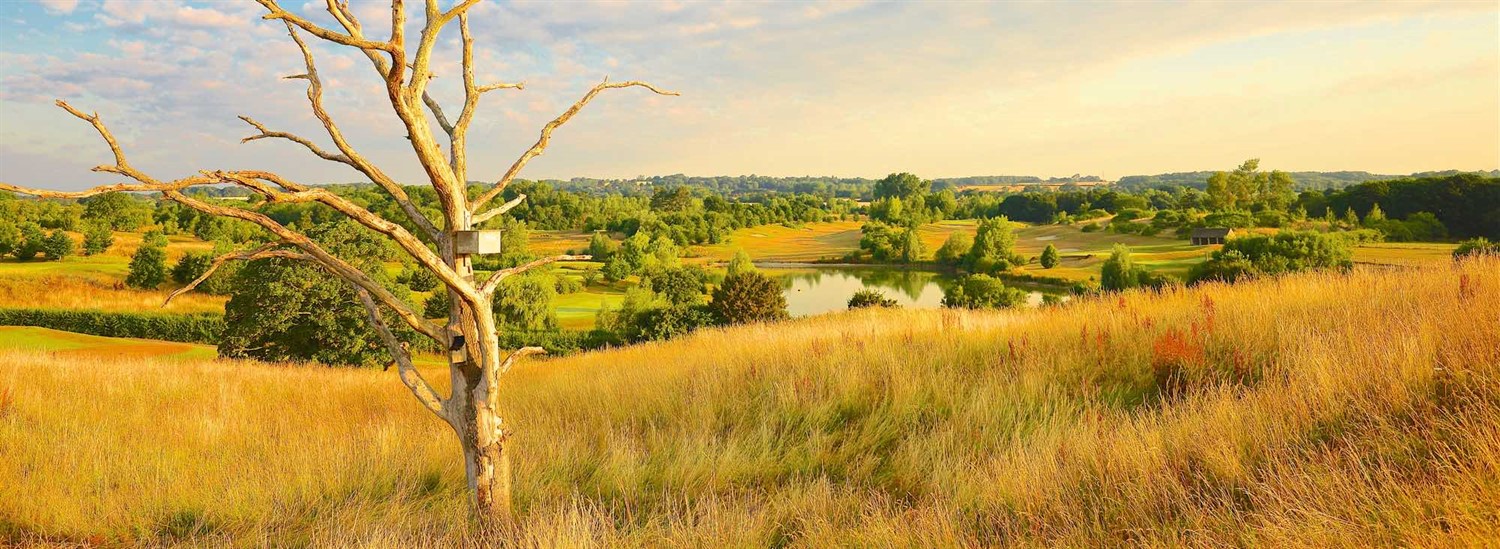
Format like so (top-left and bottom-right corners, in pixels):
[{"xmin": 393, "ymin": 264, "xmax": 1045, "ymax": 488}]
[
  {"xmin": 3, "ymin": 259, "xmax": 1496, "ymax": 545},
  {"xmin": 0, "ymin": 326, "xmax": 217, "ymax": 361},
  {"xmin": 1353, "ymin": 242, "xmax": 1460, "ymax": 266},
  {"xmin": 697, "ymin": 220, "xmax": 864, "ymax": 262}
]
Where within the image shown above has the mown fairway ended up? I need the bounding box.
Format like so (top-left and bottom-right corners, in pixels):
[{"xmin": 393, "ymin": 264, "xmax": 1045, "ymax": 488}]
[{"xmin": 3, "ymin": 259, "xmax": 1495, "ymax": 546}]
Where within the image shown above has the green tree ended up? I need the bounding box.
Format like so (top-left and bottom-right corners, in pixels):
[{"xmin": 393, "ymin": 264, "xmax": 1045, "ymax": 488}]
[
  {"xmin": 142, "ymin": 229, "xmax": 169, "ymax": 248},
  {"xmin": 644, "ymin": 266, "xmax": 708, "ymax": 306},
  {"xmin": 1188, "ymin": 231, "xmax": 1352, "ymax": 284},
  {"xmin": 0, "ymin": 220, "xmax": 19, "ymax": 257},
  {"xmin": 941, "ymin": 274, "xmax": 1027, "ymax": 309},
  {"xmin": 81, "ymin": 222, "xmax": 114, "ymax": 255},
  {"xmin": 41, "ymin": 230, "xmax": 74, "ymax": 260},
  {"xmin": 1040, "ymin": 244, "xmax": 1060, "ymax": 269},
  {"xmin": 601, "ymin": 255, "xmax": 633, "ymax": 282},
  {"xmin": 848, "ymin": 289, "xmax": 899, "ymax": 309},
  {"xmin": 934, "ymin": 232, "xmax": 972, "ymax": 267},
  {"xmin": 219, "ymin": 221, "xmax": 415, "ymax": 365},
  {"xmin": 492, "ymin": 274, "xmax": 558, "ymax": 331},
  {"xmin": 726, "ymin": 248, "xmax": 755, "ymax": 278},
  {"xmin": 963, "ymin": 217, "xmax": 1019, "ymax": 273},
  {"xmin": 81, "ymin": 191, "xmax": 151, "ymax": 231},
  {"xmin": 897, "ymin": 226, "xmax": 925, "ymax": 263},
  {"xmin": 14, "ymin": 223, "xmax": 46, "ymax": 260},
  {"xmin": 125, "ymin": 242, "xmax": 168, "ymax": 289},
  {"xmin": 587, "ymin": 231, "xmax": 616, "ymax": 260},
  {"xmin": 171, "ymin": 252, "xmax": 214, "ymax": 285},
  {"xmin": 1363, "ymin": 203, "xmax": 1386, "ymax": 226},
  {"xmin": 710, "ymin": 271, "xmax": 788, "ymax": 324},
  {"xmin": 873, "ymin": 172, "xmax": 929, "ymax": 200},
  {"xmin": 1100, "ymin": 244, "xmax": 1141, "ymax": 291}
]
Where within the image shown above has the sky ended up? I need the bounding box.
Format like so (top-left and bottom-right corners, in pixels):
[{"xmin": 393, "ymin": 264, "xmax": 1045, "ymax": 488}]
[{"xmin": 0, "ymin": 0, "xmax": 1496, "ymax": 191}]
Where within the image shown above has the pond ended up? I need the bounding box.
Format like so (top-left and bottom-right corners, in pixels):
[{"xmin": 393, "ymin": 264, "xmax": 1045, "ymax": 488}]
[{"xmin": 764, "ymin": 265, "xmax": 1066, "ymax": 317}]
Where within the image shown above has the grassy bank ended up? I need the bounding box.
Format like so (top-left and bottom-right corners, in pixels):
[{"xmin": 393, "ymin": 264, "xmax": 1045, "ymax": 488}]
[{"xmin": 3, "ymin": 258, "xmax": 1496, "ymax": 545}]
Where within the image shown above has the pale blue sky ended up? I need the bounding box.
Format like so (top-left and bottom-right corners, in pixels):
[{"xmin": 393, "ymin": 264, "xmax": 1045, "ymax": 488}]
[{"xmin": 1, "ymin": 1, "xmax": 1496, "ymax": 190}]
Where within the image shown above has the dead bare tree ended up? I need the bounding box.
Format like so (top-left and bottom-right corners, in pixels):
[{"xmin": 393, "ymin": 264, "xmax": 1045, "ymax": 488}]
[{"xmin": 0, "ymin": 0, "xmax": 675, "ymax": 521}]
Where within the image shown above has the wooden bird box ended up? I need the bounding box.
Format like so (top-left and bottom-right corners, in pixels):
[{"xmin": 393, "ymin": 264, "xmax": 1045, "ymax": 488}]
[{"xmin": 454, "ymin": 230, "xmax": 503, "ymax": 255}]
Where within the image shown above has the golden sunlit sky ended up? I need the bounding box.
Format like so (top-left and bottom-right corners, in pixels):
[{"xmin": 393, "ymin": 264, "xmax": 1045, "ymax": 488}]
[{"xmin": 1, "ymin": 1, "xmax": 1496, "ymax": 190}]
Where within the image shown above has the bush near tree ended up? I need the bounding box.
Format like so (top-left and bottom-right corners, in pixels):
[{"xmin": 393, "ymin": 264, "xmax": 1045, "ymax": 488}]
[
  {"xmin": 848, "ymin": 289, "xmax": 899, "ymax": 309},
  {"xmin": 41, "ymin": 230, "xmax": 74, "ymax": 260},
  {"xmin": 1099, "ymin": 244, "xmax": 1172, "ymax": 292},
  {"xmin": 941, "ymin": 274, "xmax": 1028, "ymax": 309},
  {"xmin": 81, "ymin": 222, "xmax": 113, "ymax": 255},
  {"xmin": 0, "ymin": 220, "xmax": 18, "ymax": 257},
  {"xmin": 1187, "ymin": 231, "xmax": 1352, "ymax": 285},
  {"xmin": 710, "ymin": 271, "xmax": 788, "ymax": 325},
  {"xmin": 13, "ymin": 223, "xmax": 46, "ymax": 260},
  {"xmin": 171, "ymin": 252, "xmax": 214, "ymax": 286},
  {"xmin": 934, "ymin": 232, "xmax": 972, "ymax": 267},
  {"xmin": 125, "ymin": 241, "xmax": 168, "ymax": 289},
  {"xmin": 963, "ymin": 216, "xmax": 1024, "ymax": 273},
  {"xmin": 1040, "ymin": 244, "xmax": 1060, "ymax": 269},
  {"xmin": 1453, "ymin": 238, "xmax": 1499, "ymax": 259}
]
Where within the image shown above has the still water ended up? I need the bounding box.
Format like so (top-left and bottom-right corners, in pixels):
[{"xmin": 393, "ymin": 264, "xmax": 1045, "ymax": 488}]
[{"xmin": 767, "ymin": 265, "xmax": 1063, "ymax": 317}]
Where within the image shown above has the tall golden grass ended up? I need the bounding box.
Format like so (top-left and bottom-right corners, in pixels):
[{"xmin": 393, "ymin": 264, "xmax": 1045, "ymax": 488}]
[
  {"xmin": 0, "ymin": 275, "xmax": 226, "ymax": 315},
  {"xmin": 1, "ymin": 259, "xmax": 1496, "ymax": 546}
]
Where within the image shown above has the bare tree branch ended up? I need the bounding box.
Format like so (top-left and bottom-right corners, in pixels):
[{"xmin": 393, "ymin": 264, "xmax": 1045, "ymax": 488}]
[
  {"xmin": 255, "ymin": 0, "xmax": 397, "ymax": 53},
  {"xmin": 238, "ymin": 115, "xmax": 351, "ymax": 164},
  {"xmin": 356, "ymin": 288, "xmax": 448, "ymax": 417},
  {"xmin": 479, "ymin": 254, "xmax": 590, "ymax": 295},
  {"xmin": 470, "ymin": 193, "xmax": 525, "ymax": 225},
  {"xmin": 209, "ymin": 170, "xmax": 474, "ymax": 298},
  {"xmin": 472, "ymin": 78, "xmax": 679, "ymax": 210},
  {"xmin": 162, "ymin": 242, "xmax": 305, "ymax": 306},
  {"xmin": 272, "ymin": 22, "xmax": 443, "ymax": 244},
  {"xmin": 4, "ymin": 102, "xmax": 447, "ymax": 344}
]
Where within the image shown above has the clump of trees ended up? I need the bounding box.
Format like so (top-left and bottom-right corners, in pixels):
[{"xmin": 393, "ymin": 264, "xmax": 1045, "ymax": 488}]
[
  {"xmin": 710, "ymin": 270, "xmax": 788, "ymax": 325},
  {"xmin": 125, "ymin": 239, "xmax": 168, "ymax": 290},
  {"xmin": 1187, "ymin": 231, "xmax": 1352, "ymax": 284},
  {"xmin": 1100, "ymin": 244, "xmax": 1168, "ymax": 292},
  {"xmin": 41, "ymin": 230, "xmax": 75, "ymax": 261},
  {"xmin": 858, "ymin": 222, "xmax": 925, "ymax": 263},
  {"xmin": 81, "ymin": 222, "xmax": 113, "ymax": 255},
  {"xmin": 941, "ymin": 274, "xmax": 1027, "ymax": 309},
  {"xmin": 604, "ymin": 262, "xmax": 787, "ymax": 343},
  {"xmin": 1453, "ymin": 238, "xmax": 1498, "ymax": 259},
  {"xmin": 848, "ymin": 289, "xmax": 899, "ymax": 309}
]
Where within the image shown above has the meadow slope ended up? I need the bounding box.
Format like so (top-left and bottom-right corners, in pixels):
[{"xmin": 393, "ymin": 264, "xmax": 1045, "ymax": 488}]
[{"xmin": 1, "ymin": 259, "xmax": 1497, "ymax": 546}]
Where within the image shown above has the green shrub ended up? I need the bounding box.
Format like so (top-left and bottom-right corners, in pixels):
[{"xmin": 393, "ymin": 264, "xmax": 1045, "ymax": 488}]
[
  {"xmin": 848, "ymin": 289, "xmax": 899, "ymax": 309},
  {"xmin": 171, "ymin": 252, "xmax": 214, "ymax": 286},
  {"xmin": 41, "ymin": 230, "xmax": 74, "ymax": 260},
  {"xmin": 710, "ymin": 271, "xmax": 788, "ymax": 325},
  {"xmin": 13, "ymin": 223, "xmax": 45, "ymax": 260},
  {"xmin": 1188, "ymin": 231, "xmax": 1352, "ymax": 285},
  {"xmin": 1453, "ymin": 237, "xmax": 1499, "ymax": 259},
  {"xmin": 126, "ymin": 243, "xmax": 168, "ymax": 289},
  {"xmin": 1040, "ymin": 244, "xmax": 1060, "ymax": 269},
  {"xmin": 81, "ymin": 222, "xmax": 113, "ymax": 256},
  {"xmin": 397, "ymin": 267, "xmax": 440, "ymax": 292},
  {"xmin": 941, "ymin": 274, "xmax": 1027, "ymax": 309}
]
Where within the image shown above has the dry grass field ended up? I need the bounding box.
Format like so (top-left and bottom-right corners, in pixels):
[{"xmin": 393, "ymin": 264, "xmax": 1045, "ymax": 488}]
[{"xmin": 2, "ymin": 258, "xmax": 1495, "ymax": 546}]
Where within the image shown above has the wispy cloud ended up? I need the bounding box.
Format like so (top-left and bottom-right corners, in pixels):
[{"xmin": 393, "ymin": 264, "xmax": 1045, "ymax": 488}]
[{"xmin": 0, "ymin": 0, "xmax": 1495, "ymax": 190}]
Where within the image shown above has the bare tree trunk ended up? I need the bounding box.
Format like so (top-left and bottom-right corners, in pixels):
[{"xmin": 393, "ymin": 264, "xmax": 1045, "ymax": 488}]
[{"xmin": 2, "ymin": 0, "xmax": 675, "ymax": 524}]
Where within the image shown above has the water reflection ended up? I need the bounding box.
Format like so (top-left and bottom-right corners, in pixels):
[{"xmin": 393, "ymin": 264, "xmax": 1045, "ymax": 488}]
[{"xmin": 768, "ymin": 266, "xmax": 1064, "ymax": 318}]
